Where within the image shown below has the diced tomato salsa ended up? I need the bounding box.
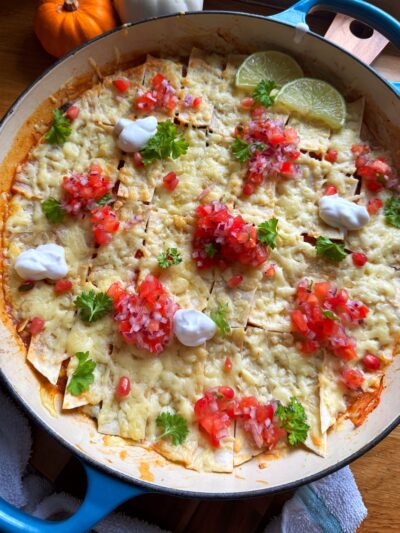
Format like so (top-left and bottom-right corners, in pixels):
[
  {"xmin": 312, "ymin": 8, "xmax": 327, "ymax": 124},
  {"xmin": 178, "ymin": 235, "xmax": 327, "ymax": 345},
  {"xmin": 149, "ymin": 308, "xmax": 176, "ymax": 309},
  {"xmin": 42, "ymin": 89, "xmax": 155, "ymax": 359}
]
[
  {"xmin": 194, "ymin": 387, "xmax": 285, "ymax": 449},
  {"xmin": 352, "ymin": 144, "xmax": 394, "ymax": 192},
  {"xmin": 63, "ymin": 164, "xmax": 113, "ymax": 215},
  {"xmin": 192, "ymin": 202, "xmax": 268, "ymax": 269},
  {"xmin": 135, "ymin": 72, "xmax": 179, "ymax": 113},
  {"xmin": 341, "ymin": 367, "xmax": 365, "ymax": 390},
  {"xmin": 29, "ymin": 316, "xmax": 45, "ymax": 335},
  {"xmin": 291, "ymin": 279, "xmax": 368, "ymax": 361},
  {"xmin": 108, "ymin": 275, "xmax": 179, "ymax": 354},
  {"xmin": 235, "ymin": 117, "xmax": 300, "ymax": 196},
  {"xmin": 90, "ymin": 206, "xmax": 120, "ymax": 245}
]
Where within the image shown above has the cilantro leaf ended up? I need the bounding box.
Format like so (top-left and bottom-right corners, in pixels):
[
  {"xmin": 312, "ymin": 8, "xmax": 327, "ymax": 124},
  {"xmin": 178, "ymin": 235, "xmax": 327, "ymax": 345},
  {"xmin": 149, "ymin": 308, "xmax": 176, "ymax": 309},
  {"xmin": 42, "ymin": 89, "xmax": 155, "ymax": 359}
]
[
  {"xmin": 140, "ymin": 120, "xmax": 188, "ymax": 165},
  {"xmin": 275, "ymin": 397, "xmax": 310, "ymax": 446},
  {"xmin": 210, "ymin": 303, "xmax": 231, "ymax": 336},
  {"xmin": 231, "ymin": 135, "xmax": 252, "ymax": 163},
  {"xmin": 67, "ymin": 351, "xmax": 96, "ymax": 396},
  {"xmin": 157, "ymin": 248, "xmax": 182, "ymax": 269},
  {"xmin": 156, "ymin": 412, "xmax": 189, "ymax": 445},
  {"xmin": 97, "ymin": 193, "xmax": 113, "ymax": 206},
  {"xmin": 258, "ymin": 218, "xmax": 279, "ymax": 249},
  {"xmin": 74, "ymin": 290, "xmax": 113, "ymax": 322},
  {"xmin": 204, "ymin": 242, "xmax": 217, "ymax": 258},
  {"xmin": 45, "ymin": 109, "xmax": 72, "ymax": 145},
  {"xmin": 315, "ymin": 236, "xmax": 347, "ymax": 262},
  {"xmin": 322, "ymin": 309, "xmax": 339, "ymax": 320},
  {"xmin": 384, "ymin": 197, "xmax": 400, "ymax": 229},
  {"xmin": 42, "ymin": 197, "xmax": 66, "ymax": 224},
  {"xmin": 253, "ymin": 80, "xmax": 277, "ymax": 108}
]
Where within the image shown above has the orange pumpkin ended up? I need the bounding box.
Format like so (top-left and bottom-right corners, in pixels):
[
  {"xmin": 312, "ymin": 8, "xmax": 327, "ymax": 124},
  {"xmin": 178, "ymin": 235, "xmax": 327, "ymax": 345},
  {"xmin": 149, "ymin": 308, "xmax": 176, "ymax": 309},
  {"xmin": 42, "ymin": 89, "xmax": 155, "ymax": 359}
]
[{"xmin": 35, "ymin": 0, "xmax": 117, "ymax": 58}]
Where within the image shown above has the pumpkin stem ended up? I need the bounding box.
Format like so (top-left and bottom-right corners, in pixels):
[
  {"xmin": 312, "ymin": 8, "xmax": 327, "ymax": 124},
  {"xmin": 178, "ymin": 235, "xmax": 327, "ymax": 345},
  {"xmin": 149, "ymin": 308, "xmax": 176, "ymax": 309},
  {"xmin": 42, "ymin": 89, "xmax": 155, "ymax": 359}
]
[{"xmin": 63, "ymin": 0, "xmax": 79, "ymax": 12}]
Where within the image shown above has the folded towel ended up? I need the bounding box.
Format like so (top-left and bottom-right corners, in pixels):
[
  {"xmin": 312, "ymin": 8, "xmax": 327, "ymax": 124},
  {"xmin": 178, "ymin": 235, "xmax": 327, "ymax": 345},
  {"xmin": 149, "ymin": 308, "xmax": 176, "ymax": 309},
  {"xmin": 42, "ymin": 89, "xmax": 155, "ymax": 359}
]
[{"xmin": 0, "ymin": 385, "xmax": 367, "ymax": 533}]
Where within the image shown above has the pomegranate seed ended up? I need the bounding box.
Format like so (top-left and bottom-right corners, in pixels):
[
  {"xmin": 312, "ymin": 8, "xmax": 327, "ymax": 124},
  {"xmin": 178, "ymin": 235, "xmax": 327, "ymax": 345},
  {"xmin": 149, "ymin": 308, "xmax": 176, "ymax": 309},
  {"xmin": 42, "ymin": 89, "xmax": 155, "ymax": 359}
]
[
  {"xmin": 224, "ymin": 357, "xmax": 232, "ymax": 372},
  {"xmin": 163, "ymin": 171, "xmax": 179, "ymax": 191},
  {"xmin": 116, "ymin": 376, "xmax": 131, "ymax": 398},
  {"xmin": 325, "ymin": 149, "xmax": 338, "ymax": 163},
  {"xmin": 352, "ymin": 252, "xmax": 368, "ymax": 267},
  {"xmin": 133, "ymin": 152, "xmax": 144, "ymax": 167},
  {"xmin": 264, "ymin": 264, "xmax": 276, "ymax": 278},
  {"xmin": 29, "ymin": 317, "xmax": 45, "ymax": 335},
  {"xmin": 324, "ymin": 185, "xmax": 337, "ymax": 196},
  {"xmin": 218, "ymin": 386, "xmax": 234, "ymax": 400},
  {"xmin": 54, "ymin": 279, "xmax": 73, "ymax": 294},
  {"xmin": 227, "ymin": 275, "xmax": 243, "ymax": 288},
  {"xmin": 241, "ymin": 97, "xmax": 254, "ymax": 109},
  {"xmin": 362, "ymin": 353, "xmax": 381, "ymax": 371},
  {"xmin": 113, "ymin": 78, "xmax": 131, "ymax": 93},
  {"xmin": 193, "ymin": 97, "xmax": 202, "ymax": 108},
  {"xmin": 367, "ymin": 198, "xmax": 383, "ymax": 215}
]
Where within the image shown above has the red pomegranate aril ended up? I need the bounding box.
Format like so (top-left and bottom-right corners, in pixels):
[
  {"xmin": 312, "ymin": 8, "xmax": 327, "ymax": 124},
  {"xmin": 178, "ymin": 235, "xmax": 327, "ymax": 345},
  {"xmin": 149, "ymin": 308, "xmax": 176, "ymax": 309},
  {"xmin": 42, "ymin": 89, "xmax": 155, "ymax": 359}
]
[
  {"xmin": 224, "ymin": 357, "xmax": 233, "ymax": 372},
  {"xmin": 65, "ymin": 104, "xmax": 80, "ymax": 121},
  {"xmin": 362, "ymin": 353, "xmax": 381, "ymax": 371},
  {"xmin": 218, "ymin": 386, "xmax": 235, "ymax": 400},
  {"xmin": 367, "ymin": 198, "xmax": 383, "ymax": 215},
  {"xmin": 29, "ymin": 317, "xmax": 45, "ymax": 335},
  {"xmin": 227, "ymin": 275, "xmax": 243, "ymax": 288},
  {"xmin": 193, "ymin": 97, "xmax": 202, "ymax": 108},
  {"xmin": 113, "ymin": 78, "xmax": 131, "ymax": 93},
  {"xmin": 352, "ymin": 252, "xmax": 368, "ymax": 267},
  {"xmin": 241, "ymin": 97, "xmax": 254, "ymax": 109},
  {"xmin": 325, "ymin": 185, "xmax": 337, "ymax": 196},
  {"xmin": 133, "ymin": 152, "xmax": 144, "ymax": 167},
  {"xmin": 54, "ymin": 279, "xmax": 73, "ymax": 294},
  {"xmin": 341, "ymin": 367, "xmax": 365, "ymax": 390},
  {"xmin": 163, "ymin": 171, "xmax": 179, "ymax": 191},
  {"xmin": 325, "ymin": 149, "xmax": 338, "ymax": 163},
  {"xmin": 116, "ymin": 376, "xmax": 131, "ymax": 398}
]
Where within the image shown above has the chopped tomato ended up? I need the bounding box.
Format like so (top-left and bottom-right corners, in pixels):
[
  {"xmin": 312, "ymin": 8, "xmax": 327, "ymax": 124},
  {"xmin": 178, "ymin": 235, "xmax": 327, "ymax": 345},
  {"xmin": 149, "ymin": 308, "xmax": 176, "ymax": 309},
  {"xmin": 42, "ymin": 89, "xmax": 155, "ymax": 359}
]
[
  {"xmin": 241, "ymin": 97, "xmax": 254, "ymax": 109},
  {"xmin": 251, "ymin": 105, "xmax": 264, "ymax": 119},
  {"xmin": 91, "ymin": 206, "xmax": 120, "ymax": 245},
  {"xmin": 193, "ymin": 96, "xmax": 202, "ymax": 108},
  {"xmin": 29, "ymin": 317, "xmax": 45, "ymax": 335},
  {"xmin": 341, "ymin": 367, "xmax": 365, "ymax": 390},
  {"xmin": 300, "ymin": 339, "xmax": 319, "ymax": 354},
  {"xmin": 224, "ymin": 356, "xmax": 232, "ymax": 372},
  {"xmin": 324, "ymin": 185, "xmax": 337, "ymax": 196},
  {"xmin": 163, "ymin": 171, "xmax": 179, "ymax": 191},
  {"xmin": 291, "ymin": 310, "xmax": 309, "ymax": 335},
  {"xmin": 354, "ymin": 149, "xmax": 393, "ymax": 193},
  {"xmin": 227, "ymin": 275, "xmax": 243, "ymax": 288},
  {"xmin": 362, "ymin": 353, "xmax": 381, "ymax": 371},
  {"xmin": 135, "ymin": 91, "xmax": 157, "ymax": 111},
  {"xmin": 351, "ymin": 144, "xmax": 370, "ymax": 157},
  {"xmin": 352, "ymin": 252, "xmax": 368, "ymax": 267},
  {"xmin": 54, "ymin": 279, "xmax": 72, "ymax": 294},
  {"xmin": 367, "ymin": 198, "xmax": 383, "ymax": 215},
  {"xmin": 115, "ymin": 376, "xmax": 131, "ymax": 398},
  {"xmin": 113, "ymin": 78, "xmax": 131, "ymax": 93},
  {"xmin": 279, "ymin": 161, "xmax": 293, "ymax": 175},
  {"xmin": 63, "ymin": 164, "xmax": 113, "ymax": 215},
  {"xmin": 133, "ymin": 152, "xmax": 144, "ymax": 167},
  {"xmin": 65, "ymin": 104, "xmax": 80, "ymax": 121},
  {"xmin": 264, "ymin": 264, "xmax": 276, "ymax": 278},
  {"xmin": 135, "ymin": 72, "xmax": 178, "ymax": 112},
  {"xmin": 324, "ymin": 149, "xmax": 338, "ymax": 163}
]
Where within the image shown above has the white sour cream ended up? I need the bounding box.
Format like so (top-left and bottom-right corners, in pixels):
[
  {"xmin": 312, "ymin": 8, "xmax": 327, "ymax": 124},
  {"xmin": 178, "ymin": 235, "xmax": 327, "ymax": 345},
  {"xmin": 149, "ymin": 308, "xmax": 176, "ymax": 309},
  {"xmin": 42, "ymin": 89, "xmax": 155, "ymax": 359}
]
[
  {"xmin": 174, "ymin": 309, "xmax": 216, "ymax": 347},
  {"xmin": 319, "ymin": 194, "xmax": 370, "ymax": 231},
  {"xmin": 114, "ymin": 116, "xmax": 157, "ymax": 153},
  {"xmin": 15, "ymin": 243, "xmax": 68, "ymax": 281}
]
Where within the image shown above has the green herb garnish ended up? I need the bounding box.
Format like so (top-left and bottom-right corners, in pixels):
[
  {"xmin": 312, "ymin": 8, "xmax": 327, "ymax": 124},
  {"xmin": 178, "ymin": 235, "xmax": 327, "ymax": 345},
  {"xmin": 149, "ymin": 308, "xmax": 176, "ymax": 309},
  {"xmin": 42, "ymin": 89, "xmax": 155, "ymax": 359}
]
[
  {"xmin": 322, "ymin": 309, "xmax": 339, "ymax": 320},
  {"xmin": 140, "ymin": 120, "xmax": 188, "ymax": 165},
  {"xmin": 231, "ymin": 135, "xmax": 252, "ymax": 162},
  {"xmin": 258, "ymin": 218, "xmax": 279, "ymax": 249},
  {"xmin": 42, "ymin": 197, "xmax": 66, "ymax": 224},
  {"xmin": 204, "ymin": 242, "xmax": 217, "ymax": 258},
  {"xmin": 74, "ymin": 290, "xmax": 113, "ymax": 322},
  {"xmin": 210, "ymin": 303, "xmax": 231, "ymax": 336},
  {"xmin": 275, "ymin": 397, "xmax": 310, "ymax": 446},
  {"xmin": 384, "ymin": 197, "xmax": 400, "ymax": 229},
  {"xmin": 315, "ymin": 236, "xmax": 347, "ymax": 262},
  {"xmin": 156, "ymin": 412, "xmax": 189, "ymax": 445},
  {"xmin": 66, "ymin": 351, "xmax": 96, "ymax": 396},
  {"xmin": 97, "ymin": 193, "xmax": 113, "ymax": 206},
  {"xmin": 253, "ymin": 80, "xmax": 277, "ymax": 108},
  {"xmin": 45, "ymin": 109, "xmax": 72, "ymax": 145},
  {"xmin": 157, "ymin": 248, "xmax": 182, "ymax": 269}
]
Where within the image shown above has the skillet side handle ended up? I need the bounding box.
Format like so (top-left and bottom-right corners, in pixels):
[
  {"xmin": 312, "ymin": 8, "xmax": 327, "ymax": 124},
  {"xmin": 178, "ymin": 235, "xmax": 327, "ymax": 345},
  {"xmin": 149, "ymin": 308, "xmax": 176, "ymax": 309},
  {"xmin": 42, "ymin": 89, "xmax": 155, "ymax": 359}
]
[
  {"xmin": 269, "ymin": 0, "xmax": 400, "ymax": 94},
  {"xmin": 0, "ymin": 461, "xmax": 146, "ymax": 533}
]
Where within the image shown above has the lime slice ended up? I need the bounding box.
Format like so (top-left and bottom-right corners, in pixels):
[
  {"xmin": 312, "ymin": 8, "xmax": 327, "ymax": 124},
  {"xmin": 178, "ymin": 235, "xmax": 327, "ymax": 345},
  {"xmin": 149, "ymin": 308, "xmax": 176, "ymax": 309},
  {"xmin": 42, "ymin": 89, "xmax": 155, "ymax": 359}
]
[
  {"xmin": 235, "ymin": 51, "xmax": 303, "ymax": 90},
  {"xmin": 276, "ymin": 78, "xmax": 346, "ymax": 130}
]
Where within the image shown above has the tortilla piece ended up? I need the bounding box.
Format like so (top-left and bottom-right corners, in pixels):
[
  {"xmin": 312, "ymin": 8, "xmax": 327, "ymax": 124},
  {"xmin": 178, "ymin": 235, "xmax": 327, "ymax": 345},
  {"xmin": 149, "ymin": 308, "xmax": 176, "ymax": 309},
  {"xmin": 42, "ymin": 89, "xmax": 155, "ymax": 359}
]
[{"xmin": 287, "ymin": 117, "xmax": 331, "ymax": 154}]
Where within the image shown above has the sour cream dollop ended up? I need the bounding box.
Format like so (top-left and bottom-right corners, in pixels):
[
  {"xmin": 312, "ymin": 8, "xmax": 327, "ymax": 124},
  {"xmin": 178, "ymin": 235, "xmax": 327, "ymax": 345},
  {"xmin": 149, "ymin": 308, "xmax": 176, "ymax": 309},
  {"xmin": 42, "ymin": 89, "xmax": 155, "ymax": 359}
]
[
  {"xmin": 174, "ymin": 309, "xmax": 216, "ymax": 347},
  {"xmin": 15, "ymin": 243, "xmax": 68, "ymax": 281},
  {"xmin": 319, "ymin": 194, "xmax": 370, "ymax": 231},
  {"xmin": 114, "ymin": 116, "xmax": 157, "ymax": 152}
]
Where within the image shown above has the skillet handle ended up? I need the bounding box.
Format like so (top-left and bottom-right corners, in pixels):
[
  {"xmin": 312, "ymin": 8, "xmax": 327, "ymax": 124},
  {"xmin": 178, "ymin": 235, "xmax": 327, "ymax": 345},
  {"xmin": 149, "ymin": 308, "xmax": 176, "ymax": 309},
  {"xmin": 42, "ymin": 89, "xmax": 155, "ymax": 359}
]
[
  {"xmin": 269, "ymin": 0, "xmax": 400, "ymax": 94},
  {"xmin": 0, "ymin": 460, "xmax": 146, "ymax": 533}
]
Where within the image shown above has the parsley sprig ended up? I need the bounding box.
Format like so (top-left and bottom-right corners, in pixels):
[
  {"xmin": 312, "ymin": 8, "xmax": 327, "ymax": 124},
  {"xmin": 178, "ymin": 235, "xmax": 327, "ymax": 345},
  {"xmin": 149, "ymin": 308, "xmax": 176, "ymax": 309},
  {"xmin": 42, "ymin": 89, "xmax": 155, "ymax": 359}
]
[
  {"xmin": 67, "ymin": 351, "xmax": 96, "ymax": 396},
  {"xmin": 275, "ymin": 397, "xmax": 310, "ymax": 446},
  {"xmin": 97, "ymin": 193, "xmax": 113, "ymax": 206},
  {"xmin": 315, "ymin": 236, "xmax": 347, "ymax": 262},
  {"xmin": 253, "ymin": 80, "xmax": 277, "ymax": 108},
  {"xmin": 140, "ymin": 120, "xmax": 188, "ymax": 165},
  {"xmin": 231, "ymin": 135, "xmax": 266, "ymax": 163},
  {"xmin": 42, "ymin": 197, "xmax": 66, "ymax": 224},
  {"xmin": 210, "ymin": 303, "xmax": 231, "ymax": 336},
  {"xmin": 45, "ymin": 109, "xmax": 72, "ymax": 145},
  {"xmin": 384, "ymin": 197, "xmax": 400, "ymax": 229},
  {"xmin": 156, "ymin": 412, "xmax": 189, "ymax": 445},
  {"xmin": 204, "ymin": 242, "xmax": 217, "ymax": 258},
  {"xmin": 74, "ymin": 290, "xmax": 113, "ymax": 322},
  {"xmin": 157, "ymin": 248, "xmax": 182, "ymax": 269},
  {"xmin": 258, "ymin": 218, "xmax": 278, "ymax": 249}
]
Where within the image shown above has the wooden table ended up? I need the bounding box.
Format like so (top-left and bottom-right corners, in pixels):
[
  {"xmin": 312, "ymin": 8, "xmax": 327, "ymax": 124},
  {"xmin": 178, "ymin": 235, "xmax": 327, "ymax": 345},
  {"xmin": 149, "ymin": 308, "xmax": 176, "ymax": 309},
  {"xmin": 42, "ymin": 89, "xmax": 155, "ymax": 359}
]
[{"xmin": 1, "ymin": 1, "xmax": 399, "ymax": 531}]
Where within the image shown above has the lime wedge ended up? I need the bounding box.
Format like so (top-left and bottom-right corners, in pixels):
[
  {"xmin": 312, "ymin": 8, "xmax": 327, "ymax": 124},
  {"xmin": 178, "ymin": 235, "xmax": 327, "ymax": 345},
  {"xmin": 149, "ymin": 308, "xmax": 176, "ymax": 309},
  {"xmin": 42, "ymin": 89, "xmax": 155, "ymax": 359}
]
[
  {"xmin": 235, "ymin": 51, "xmax": 303, "ymax": 90},
  {"xmin": 276, "ymin": 78, "xmax": 346, "ymax": 130}
]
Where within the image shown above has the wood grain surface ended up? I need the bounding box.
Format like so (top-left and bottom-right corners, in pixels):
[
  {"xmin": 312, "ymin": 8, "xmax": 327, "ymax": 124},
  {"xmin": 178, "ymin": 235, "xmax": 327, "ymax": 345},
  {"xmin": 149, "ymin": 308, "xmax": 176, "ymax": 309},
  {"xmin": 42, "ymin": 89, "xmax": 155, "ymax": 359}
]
[{"xmin": 1, "ymin": 1, "xmax": 400, "ymax": 531}]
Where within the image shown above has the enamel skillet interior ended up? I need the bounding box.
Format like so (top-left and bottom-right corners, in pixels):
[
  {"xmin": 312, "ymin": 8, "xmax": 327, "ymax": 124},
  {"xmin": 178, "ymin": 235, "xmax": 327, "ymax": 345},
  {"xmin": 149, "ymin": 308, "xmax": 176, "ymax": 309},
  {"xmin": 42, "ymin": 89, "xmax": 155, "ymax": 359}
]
[{"xmin": 0, "ymin": 11, "xmax": 399, "ymax": 499}]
